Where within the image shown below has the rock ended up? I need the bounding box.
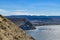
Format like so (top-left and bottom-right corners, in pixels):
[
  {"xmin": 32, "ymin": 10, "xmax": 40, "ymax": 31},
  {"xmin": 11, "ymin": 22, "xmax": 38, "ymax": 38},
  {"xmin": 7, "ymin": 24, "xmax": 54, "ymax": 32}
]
[
  {"xmin": 7, "ymin": 18, "xmax": 36, "ymax": 30},
  {"xmin": 0, "ymin": 15, "xmax": 35, "ymax": 40},
  {"xmin": 20, "ymin": 21, "xmax": 36, "ymax": 30}
]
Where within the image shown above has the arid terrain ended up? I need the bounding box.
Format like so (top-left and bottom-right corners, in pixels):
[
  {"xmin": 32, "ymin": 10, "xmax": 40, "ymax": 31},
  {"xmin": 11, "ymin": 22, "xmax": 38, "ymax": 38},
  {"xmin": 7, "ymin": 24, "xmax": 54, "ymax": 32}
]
[{"xmin": 0, "ymin": 15, "xmax": 35, "ymax": 40}]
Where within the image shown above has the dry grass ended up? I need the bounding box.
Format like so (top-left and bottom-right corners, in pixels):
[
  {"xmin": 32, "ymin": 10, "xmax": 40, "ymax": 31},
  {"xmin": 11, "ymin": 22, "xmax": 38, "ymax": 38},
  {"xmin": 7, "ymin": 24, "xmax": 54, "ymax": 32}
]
[{"xmin": 0, "ymin": 15, "xmax": 35, "ymax": 40}]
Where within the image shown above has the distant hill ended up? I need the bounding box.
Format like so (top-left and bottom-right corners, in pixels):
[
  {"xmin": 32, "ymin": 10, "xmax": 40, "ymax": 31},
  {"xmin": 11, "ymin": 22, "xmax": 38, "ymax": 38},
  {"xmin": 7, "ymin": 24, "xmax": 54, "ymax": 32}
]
[
  {"xmin": 0, "ymin": 15, "xmax": 35, "ymax": 40},
  {"xmin": 6, "ymin": 15, "xmax": 60, "ymax": 20},
  {"xmin": 6, "ymin": 15, "xmax": 60, "ymax": 26}
]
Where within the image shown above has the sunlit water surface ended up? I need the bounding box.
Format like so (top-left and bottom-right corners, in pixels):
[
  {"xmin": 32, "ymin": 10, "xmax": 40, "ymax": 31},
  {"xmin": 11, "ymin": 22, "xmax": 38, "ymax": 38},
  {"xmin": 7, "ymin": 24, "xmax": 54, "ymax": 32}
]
[{"xmin": 25, "ymin": 25, "xmax": 60, "ymax": 40}]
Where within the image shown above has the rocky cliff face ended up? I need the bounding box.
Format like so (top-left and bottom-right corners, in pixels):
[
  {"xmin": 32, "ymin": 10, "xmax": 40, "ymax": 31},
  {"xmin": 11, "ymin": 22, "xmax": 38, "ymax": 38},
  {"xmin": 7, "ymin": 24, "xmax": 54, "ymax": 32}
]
[
  {"xmin": 7, "ymin": 18, "xmax": 36, "ymax": 30},
  {"xmin": 20, "ymin": 20, "xmax": 36, "ymax": 30},
  {"xmin": 0, "ymin": 15, "xmax": 35, "ymax": 40}
]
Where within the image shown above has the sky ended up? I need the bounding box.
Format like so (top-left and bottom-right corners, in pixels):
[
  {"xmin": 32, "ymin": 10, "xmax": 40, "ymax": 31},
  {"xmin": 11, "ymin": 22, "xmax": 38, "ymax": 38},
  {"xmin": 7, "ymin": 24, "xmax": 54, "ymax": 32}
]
[{"xmin": 0, "ymin": 0, "xmax": 60, "ymax": 16}]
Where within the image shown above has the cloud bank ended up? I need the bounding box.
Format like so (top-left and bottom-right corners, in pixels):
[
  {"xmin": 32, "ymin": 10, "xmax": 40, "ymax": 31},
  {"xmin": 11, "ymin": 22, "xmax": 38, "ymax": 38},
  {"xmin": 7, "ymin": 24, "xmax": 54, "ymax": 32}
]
[
  {"xmin": 0, "ymin": 9, "xmax": 46, "ymax": 16},
  {"xmin": 0, "ymin": 9, "xmax": 60, "ymax": 16}
]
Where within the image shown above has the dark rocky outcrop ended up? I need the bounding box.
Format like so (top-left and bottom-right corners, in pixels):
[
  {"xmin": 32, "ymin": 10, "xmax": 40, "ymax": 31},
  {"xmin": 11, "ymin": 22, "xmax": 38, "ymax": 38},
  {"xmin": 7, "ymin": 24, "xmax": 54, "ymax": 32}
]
[{"xmin": 20, "ymin": 20, "xmax": 36, "ymax": 30}]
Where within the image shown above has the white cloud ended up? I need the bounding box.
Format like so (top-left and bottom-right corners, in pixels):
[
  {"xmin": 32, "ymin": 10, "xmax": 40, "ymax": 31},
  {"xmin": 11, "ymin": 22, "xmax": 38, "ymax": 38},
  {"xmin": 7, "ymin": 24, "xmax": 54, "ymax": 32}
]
[
  {"xmin": 0, "ymin": 9, "xmax": 10, "ymax": 16},
  {"xmin": 0, "ymin": 9, "xmax": 60, "ymax": 16},
  {"xmin": 11, "ymin": 10, "xmax": 46, "ymax": 16},
  {"xmin": 11, "ymin": 10, "xmax": 28, "ymax": 15},
  {"xmin": 0, "ymin": 9, "xmax": 29, "ymax": 16}
]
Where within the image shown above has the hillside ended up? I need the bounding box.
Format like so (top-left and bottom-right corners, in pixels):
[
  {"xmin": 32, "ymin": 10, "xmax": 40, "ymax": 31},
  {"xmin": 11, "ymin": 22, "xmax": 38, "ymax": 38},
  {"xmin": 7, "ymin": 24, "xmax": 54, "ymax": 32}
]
[
  {"xmin": 6, "ymin": 15, "xmax": 60, "ymax": 26},
  {"xmin": 7, "ymin": 18, "xmax": 36, "ymax": 30},
  {"xmin": 0, "ymin": 15, "xmax": 35, "ymax": 40}
]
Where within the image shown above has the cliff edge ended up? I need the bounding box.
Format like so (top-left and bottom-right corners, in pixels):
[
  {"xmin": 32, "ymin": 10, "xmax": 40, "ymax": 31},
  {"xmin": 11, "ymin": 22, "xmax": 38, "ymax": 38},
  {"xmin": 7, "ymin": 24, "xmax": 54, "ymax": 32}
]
[{"xmin": 0, "ymin": 15, "xmax": 35, "ymax": 40}]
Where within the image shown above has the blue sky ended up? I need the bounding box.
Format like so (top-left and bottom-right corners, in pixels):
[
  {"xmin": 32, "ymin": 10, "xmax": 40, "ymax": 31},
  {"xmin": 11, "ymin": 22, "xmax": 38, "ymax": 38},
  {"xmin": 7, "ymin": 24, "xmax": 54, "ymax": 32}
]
[{"xmin": 0, "ymin": 0, "xmax": 60, "ymax": 16}]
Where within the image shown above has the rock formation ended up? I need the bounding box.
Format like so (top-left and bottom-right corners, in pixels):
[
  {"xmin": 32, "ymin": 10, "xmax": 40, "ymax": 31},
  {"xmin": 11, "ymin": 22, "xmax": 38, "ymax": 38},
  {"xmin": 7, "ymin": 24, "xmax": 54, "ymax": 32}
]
[
  {"xmin": 7, "ymin": 18, "xmax": 36, "ymax": 30},
  {"xmin": 0, "ymin": 15, "xmax": 35, "ymax": 40}
]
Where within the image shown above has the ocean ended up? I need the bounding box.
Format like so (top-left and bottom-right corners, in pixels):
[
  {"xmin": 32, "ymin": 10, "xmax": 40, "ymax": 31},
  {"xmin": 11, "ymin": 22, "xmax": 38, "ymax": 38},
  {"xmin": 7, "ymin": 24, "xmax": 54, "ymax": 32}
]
[{"xmin": 26, "ymin": 25, "xmax": 60, "ymax": 40}]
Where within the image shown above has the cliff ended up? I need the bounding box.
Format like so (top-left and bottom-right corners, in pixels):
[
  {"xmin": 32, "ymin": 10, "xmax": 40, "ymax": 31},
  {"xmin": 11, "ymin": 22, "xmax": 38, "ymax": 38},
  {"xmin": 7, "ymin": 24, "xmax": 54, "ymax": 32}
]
[
  {"xmin": 0, "ymin": 15, "xmax": 35, "ymax": 40},
  {"xmin": 7, "ymin": 18, "xmax": 36, "ymax": 30}
]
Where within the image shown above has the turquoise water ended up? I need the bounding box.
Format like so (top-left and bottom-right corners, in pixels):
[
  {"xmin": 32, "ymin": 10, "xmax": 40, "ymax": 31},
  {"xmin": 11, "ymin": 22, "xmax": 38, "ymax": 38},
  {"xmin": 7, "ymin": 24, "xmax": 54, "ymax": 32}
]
[{"xmin": 26, "ymin": 25, "xmax": 60, "ymax": 40}]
